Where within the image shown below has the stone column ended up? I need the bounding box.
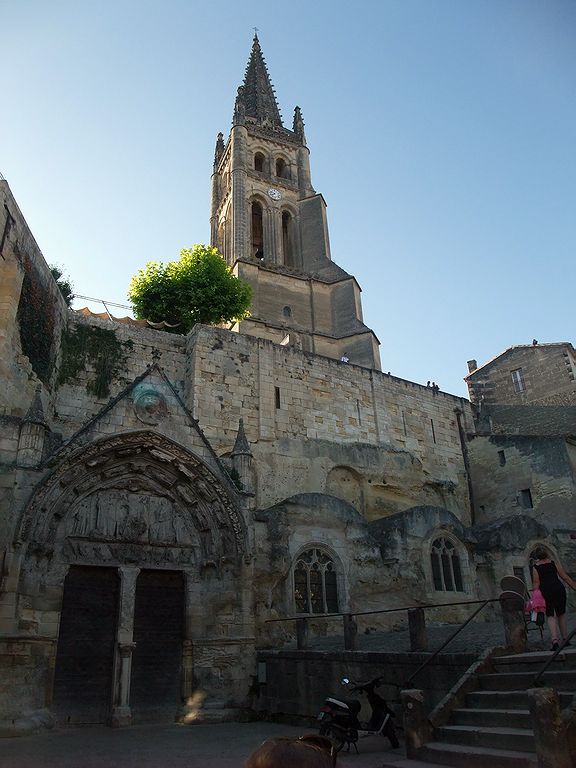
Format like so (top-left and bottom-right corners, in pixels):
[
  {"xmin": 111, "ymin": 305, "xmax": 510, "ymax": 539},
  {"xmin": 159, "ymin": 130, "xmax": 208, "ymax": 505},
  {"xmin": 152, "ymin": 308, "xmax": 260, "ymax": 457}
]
[
  {"xmin": 272, "ymin": 207, "xmax": 283, "ymax": 264},
  {"xmin": 527, "ymin": 687, "xmax": 573, "ymax": 768},
  {"xmin": 230, "ymin": 125, "xmax": 248, "ymax": 260},
  {"xmin": 401, "ymin": 689, "xmax": 432, "ymax": 758},
  {"xmin": 178, "ymin": 572, "xmax": 201, "ymax": 723},
  {"xmin": 111, "ymin": 566, "xmax": 140, "ymax": 728},
  {"xmin": 264, "ymin": 207, "xmax": 276, "ymax": 263}
]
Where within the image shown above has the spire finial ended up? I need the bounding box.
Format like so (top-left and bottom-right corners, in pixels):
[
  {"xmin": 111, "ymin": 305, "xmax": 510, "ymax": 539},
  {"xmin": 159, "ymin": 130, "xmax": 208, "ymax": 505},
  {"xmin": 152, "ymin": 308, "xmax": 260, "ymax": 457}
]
[
  {"xmin": 231, "ymin": 417, "xmax": 252, "ymax": 456},
  {"xmin": 238, "ymin": 34, "xmax": 283, "ymax": 127},
  {"xmin": 25, "ymin": 384, "xmax": 47, "ymax": 426}
]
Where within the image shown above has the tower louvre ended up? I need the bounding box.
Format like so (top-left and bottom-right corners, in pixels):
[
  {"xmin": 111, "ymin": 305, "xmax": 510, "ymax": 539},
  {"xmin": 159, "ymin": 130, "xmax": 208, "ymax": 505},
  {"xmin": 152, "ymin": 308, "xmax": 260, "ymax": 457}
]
[{"xmin": 210, "ymin": 36, "xmax": 381, "ymax": 370}]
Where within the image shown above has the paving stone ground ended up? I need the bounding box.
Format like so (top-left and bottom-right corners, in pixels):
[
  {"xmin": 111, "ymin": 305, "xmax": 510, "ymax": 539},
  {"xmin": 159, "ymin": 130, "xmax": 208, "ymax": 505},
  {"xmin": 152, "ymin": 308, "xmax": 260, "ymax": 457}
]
[
  {"xmin": 0, "ymin": 721, "xmax": 406, "ymax": 768},
  {"xmin": 3, "ymin": 614, "xmax": 574, "ymax": 768}
]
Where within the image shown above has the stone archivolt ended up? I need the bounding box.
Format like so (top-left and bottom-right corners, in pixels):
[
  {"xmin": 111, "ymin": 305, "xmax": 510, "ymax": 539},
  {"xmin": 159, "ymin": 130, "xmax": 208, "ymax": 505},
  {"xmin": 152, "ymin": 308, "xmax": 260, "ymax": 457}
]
[{"xmin": 18, "ymin": 430, "xmax": 246, "ymax": 572}]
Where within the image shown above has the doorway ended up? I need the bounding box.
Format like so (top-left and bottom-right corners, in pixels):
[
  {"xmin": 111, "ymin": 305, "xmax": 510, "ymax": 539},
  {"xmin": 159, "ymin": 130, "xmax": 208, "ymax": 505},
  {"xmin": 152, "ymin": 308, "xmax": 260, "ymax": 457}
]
[
  {"xmin": 52, "ymin": 566, "xmax": 119, "ymax": 724},
  {"xmin": 130, "ymin": 569, "xmax": 185, "ymax": 722}
]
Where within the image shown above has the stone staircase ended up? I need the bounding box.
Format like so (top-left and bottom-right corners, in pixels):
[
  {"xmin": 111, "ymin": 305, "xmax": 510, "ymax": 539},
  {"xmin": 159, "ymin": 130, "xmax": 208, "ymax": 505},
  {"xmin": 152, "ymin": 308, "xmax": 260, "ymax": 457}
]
[{"xmin": 414, "ymin": 647, "xmax": 576, "ymax": 767}]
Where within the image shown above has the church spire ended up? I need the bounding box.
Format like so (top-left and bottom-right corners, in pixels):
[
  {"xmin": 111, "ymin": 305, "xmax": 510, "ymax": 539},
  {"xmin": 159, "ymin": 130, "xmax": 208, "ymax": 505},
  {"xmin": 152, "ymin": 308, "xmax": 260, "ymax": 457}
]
[{"xmin": 238, "ymin": 34, "xmax": 283, "ymax": 127}]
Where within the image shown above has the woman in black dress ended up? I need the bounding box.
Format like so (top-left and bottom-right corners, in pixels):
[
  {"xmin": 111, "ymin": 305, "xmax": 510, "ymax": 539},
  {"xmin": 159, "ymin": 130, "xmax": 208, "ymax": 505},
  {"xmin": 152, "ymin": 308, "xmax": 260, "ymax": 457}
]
[{"xmin": 532, "ymin": 546, "xmax": 576, "ymax": 651}]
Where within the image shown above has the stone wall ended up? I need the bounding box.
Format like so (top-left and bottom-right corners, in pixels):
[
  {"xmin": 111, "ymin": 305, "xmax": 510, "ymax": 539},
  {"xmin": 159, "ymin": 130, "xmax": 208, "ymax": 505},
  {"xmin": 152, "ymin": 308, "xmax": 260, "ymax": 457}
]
[
  {"xmin": 1, "ymin": 315, "xmax": 474, "ymax": 526},
  {"xmin": 186, "ymin": 326, "xmax": 473, "ymax": 517},
  {"xmin": 255, "ymin": 649, "xmax": 477, "ymax": 720},
  {"xmin": 468, "ymin": 435, "xmax": 576, "ymax": 529},
  {"xmin": 0, "ymin": 181, "xmax": 69, "ymax": 418},
  {"xmin": 0, "ymin": 638, "xmax": 54, "ymax": 721}
]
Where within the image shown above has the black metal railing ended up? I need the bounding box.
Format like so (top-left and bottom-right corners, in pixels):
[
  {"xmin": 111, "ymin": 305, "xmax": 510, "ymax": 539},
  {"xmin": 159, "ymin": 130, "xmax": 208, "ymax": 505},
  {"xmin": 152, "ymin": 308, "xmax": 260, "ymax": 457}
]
[
  {"xmin": 532, "ymin": 626, "xmax": 576, "ymax": 687},
  {"xmin": 404, "ymin": 600, "xmax": 492, "ymax": 687},
  {"xmin": 266, "ymin": 597, "xmax": 501, "ymax": 668}
]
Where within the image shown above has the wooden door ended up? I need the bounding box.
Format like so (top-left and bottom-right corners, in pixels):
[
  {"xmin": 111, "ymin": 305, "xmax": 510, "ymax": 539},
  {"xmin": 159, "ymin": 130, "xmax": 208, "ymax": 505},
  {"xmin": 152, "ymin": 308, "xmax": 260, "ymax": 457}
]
[
  {"xmin": 130, "ymin": 569, "xmax": 184, "ymax": 722},
  {"xmin": 52, "ymin": 566, "xmax": 119, "ymax": 724}
]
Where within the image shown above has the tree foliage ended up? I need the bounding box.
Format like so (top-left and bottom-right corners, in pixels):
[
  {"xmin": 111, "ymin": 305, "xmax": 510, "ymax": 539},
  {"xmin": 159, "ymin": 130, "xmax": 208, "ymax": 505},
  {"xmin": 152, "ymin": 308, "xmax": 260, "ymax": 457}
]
[
  {"xmin": 50, "ymin": 264, "xmax": 74, "ymax": 307},
  {"xmin": 128, "ymin": 245, "xmax": 252, "ymax": 333}
]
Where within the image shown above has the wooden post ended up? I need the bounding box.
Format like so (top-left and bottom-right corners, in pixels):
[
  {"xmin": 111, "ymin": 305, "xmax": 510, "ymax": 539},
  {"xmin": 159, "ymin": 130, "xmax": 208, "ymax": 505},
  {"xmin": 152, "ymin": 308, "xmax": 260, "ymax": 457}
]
[
  {"xmin": 343, "ymin": 614, "xmax": 357, "ymax": 651},
  {"xmin": 296, "ymin": 618, "xmax": 308, "ymax": 650},
  {"xmin": 408, "ymin": 608, "xmax": 427, "ymax": 651},
  {"xmin": 499, "ymin": 592, "xmax": 527, "ymax": 652}
]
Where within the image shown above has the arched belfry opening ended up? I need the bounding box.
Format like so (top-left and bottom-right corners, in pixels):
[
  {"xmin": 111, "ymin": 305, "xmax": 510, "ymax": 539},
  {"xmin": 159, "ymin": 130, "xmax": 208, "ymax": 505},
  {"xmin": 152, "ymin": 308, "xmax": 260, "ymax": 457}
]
[
  {"xmin": 254, "ymin": 152, "xmax": 265, "ymax": 172},
  {"xmin": 282, "ymin": 211, "xmax": 296, "ymax": 267},
  {"xmin": 275, "ymin": 157, "xmax": 289, "ymax": 179},
  {"xmin": 251, "ymin": 200, "xmax": 264, "ymax": 259}
]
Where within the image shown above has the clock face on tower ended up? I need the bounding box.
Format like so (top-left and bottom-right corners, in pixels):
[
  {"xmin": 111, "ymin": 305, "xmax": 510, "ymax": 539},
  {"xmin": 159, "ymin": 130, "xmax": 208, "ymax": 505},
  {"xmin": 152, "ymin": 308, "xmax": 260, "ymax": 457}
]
[{"xmin": 267, "ymin": 188, "xmax": 282, "ymax": 201}]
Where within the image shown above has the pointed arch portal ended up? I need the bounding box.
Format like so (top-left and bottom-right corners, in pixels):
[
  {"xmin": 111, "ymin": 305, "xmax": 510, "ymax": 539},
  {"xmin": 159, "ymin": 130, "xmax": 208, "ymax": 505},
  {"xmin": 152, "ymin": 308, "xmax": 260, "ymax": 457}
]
[
  {"xmin": 18, "ymin": 430, "xmax": 245, "ymax": 563},
  {"xmin": 15, "ymin": 430, "xmax": 247, "ymax": 726}
]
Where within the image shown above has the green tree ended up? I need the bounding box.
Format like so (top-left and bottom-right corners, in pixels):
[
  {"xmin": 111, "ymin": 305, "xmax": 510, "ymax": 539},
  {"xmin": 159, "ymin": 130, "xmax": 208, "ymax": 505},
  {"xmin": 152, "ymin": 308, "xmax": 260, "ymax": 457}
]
[
  {"xmin": 50, "ymin": 264, "xmax": 74, "ymax": 307},
  {"xmin": 128, "ymin": 245, "xmax": 252, "ymax": 333}
]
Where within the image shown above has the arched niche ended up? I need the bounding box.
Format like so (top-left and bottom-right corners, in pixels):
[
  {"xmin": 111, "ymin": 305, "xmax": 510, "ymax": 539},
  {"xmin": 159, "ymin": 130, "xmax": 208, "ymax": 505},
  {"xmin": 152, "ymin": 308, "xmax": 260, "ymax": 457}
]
[{"xmin": 326, "ymin": 466, "xmax": 364, "ymax": 514}]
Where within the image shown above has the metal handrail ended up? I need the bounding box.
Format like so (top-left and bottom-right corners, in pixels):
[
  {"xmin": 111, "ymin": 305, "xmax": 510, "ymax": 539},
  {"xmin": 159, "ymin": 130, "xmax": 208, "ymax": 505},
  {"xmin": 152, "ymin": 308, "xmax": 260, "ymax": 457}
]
[
  {"xmin": 532, "ymin": 626, "xmax": 576, "ymax": 686},
  {"xmin": 265, "ymin": 597, "xmax": 500, "ymax": 623},
  {"xmin": 404, "ymin": 599, "xmax": 491, "ymax": 688}
]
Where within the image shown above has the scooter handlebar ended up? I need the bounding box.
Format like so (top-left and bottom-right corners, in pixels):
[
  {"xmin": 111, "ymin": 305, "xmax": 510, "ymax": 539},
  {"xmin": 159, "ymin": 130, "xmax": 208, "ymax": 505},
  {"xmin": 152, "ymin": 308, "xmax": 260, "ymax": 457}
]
[{"xmin": 350, "ymin": 676, "xmax": 384, "ymax": 692}]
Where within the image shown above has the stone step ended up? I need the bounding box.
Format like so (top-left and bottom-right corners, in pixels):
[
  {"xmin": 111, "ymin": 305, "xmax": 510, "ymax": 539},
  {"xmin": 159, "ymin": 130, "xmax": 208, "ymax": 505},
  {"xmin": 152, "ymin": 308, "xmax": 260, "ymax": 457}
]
[
  {"xmin": 436, "ymin": 724, "xmax": 534, "ymax": 752},
  {"xmin": 466, "ymin": 689, "xmax": 573, "ymax": 710},
  {"xmin": 494, "ymin": 648, "xmax": 576, "ymax": 672},
  {"xmin": 451, "ymin": 707, "xmax": 531, "ymax": 729},
  {"xmin": 479, "ymin": 670, "xmax": 576, "ymax": 691},
  {"xmin": 417, "ymin": 742, "xmax": 537, "ymax": 768}
]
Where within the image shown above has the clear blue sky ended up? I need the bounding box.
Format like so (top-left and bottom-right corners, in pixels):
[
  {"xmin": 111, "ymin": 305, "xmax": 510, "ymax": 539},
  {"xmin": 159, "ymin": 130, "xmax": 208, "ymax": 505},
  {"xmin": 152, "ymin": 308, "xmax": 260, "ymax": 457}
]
[{"xmin": 3, "ymin": 1, "xmax": 575, "ymax": 397}]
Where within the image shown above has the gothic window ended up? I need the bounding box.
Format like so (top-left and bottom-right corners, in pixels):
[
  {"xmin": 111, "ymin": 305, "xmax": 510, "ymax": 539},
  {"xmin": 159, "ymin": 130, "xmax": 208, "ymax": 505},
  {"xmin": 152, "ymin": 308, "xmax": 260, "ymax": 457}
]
[
  {"xmin": 430, "ymin": 537, "xmax": 464, "ymax": 592},
  {"xmin": 254, "ymin": 152, "xmax": 265, "ymax": 173},
  {"xmin": 294, "ymin": 548, "xmax": 339, "ymax": 614},
  {"xmin": 511, "ymin": 368, "xmax": 526, "ymax": 393},
  {"xmin": 281, "ymin": 211, "xmax": 295, "ymax": 266},
  {"xmin": 276, "ymin": 158, "xmax": 290, "ymax": 179},
  {"xmin": 251, "ymin": 201, "xmax": 264, "ymax": 259}
]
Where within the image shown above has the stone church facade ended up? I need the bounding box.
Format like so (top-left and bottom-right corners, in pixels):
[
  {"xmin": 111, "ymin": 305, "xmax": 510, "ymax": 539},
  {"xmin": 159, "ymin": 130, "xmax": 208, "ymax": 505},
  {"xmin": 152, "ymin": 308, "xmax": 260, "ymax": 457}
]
[{"xmin": 0, "ymin": 37, "xmax": 572, "ymax": 731}]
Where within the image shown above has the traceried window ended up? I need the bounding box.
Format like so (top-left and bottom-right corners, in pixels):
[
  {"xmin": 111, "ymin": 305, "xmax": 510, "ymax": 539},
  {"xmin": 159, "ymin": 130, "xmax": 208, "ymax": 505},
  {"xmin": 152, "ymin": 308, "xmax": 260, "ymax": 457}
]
[
  {"xmin": 431, "ymin": 537, "xmax": 464, "ymax": 592},
  {"xmin": 294, "ymin": 548, "xmax": 339, "ymax": 614},
  {"xmin": 511, "ymin": 368, "xmax": 526, "ymax": 393}
]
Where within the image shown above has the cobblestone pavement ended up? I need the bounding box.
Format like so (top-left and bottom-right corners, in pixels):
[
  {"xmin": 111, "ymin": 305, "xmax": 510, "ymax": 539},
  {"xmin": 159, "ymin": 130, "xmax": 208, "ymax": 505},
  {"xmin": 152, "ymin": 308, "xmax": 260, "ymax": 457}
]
[
  {"xmin": 0, "ymin": 722, "xmax": 405, "ymax": 768},
  {"xmin": 291, "ymin": 611, "xmax": 576, "ymax": 654}
]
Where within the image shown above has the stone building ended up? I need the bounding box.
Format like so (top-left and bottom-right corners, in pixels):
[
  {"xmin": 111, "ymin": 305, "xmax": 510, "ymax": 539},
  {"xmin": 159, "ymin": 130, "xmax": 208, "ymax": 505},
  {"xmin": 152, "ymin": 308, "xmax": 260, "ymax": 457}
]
[
  {"xmin": 0, "ymin": 36, "xmax": 569, "ymax": 732},
  {"xmin": 465, "ymin": 347, "xmax": 576, "ymax": 600},
  {"xmin": 466, "ymin": 342, "xmax": 576, "ymax": 408}
]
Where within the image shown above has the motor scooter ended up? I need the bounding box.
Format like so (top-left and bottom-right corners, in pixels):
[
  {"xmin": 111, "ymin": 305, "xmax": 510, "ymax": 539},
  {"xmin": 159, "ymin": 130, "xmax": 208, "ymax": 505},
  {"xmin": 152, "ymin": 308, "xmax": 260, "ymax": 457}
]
[{"xmin": 316, "ymin": 676, "xmax": 400, "ymax": 753}]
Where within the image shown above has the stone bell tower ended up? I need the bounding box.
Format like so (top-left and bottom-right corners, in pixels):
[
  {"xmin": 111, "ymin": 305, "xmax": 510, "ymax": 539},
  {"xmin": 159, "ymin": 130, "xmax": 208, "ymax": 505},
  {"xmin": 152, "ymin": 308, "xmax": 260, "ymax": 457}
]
[{"xmin": 210, "ymin": 35, "xmax": 381, "ymax": 370}]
